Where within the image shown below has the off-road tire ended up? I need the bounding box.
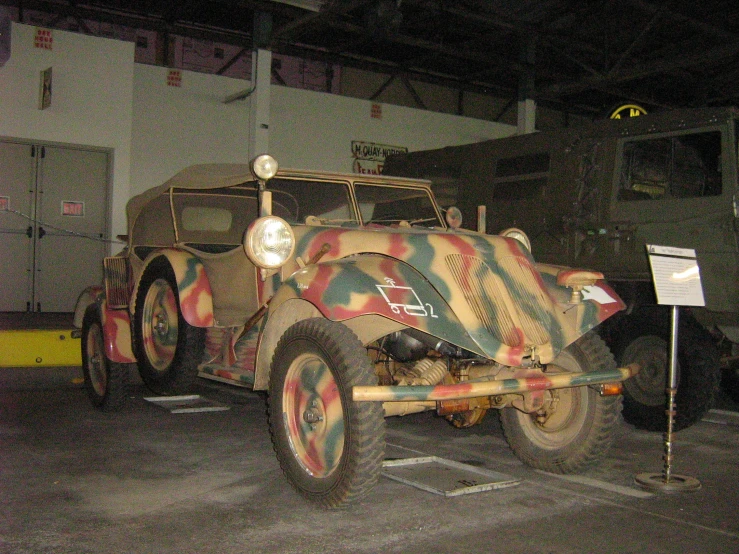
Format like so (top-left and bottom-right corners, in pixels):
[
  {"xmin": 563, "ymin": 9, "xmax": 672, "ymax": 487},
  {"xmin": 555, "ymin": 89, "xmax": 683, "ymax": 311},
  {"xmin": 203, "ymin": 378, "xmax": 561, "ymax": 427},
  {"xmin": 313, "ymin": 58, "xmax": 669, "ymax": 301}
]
[
  {"xmin": 133, "ymin": 257, "xmax": 205, "ymax": 396},
  {"xmin": 722, "ymin": 363, "xmax": 739, "ymax": 405},
  {"xmin": 611, "ymin": 308, "xmax": 719, "ymax": 432},
  {"xmin": 268, "ymin": 318, "xmax": 386, "ymax": 508},
  {"xmin": 81, "ymin": 304, "xmax": 129, "ymax": 411},
  {"xmin": 500, "ymin": 332, "xmax": 622, "ymax": 473}
]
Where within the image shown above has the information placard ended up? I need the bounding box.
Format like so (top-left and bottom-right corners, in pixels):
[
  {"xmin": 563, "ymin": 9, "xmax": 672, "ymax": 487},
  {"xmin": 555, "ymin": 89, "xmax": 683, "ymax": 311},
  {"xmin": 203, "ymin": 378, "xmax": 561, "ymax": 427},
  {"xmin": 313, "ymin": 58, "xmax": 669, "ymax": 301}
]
[{"xmin": 646, "ymin": 244, "xmax": 705, "ymax": 307}]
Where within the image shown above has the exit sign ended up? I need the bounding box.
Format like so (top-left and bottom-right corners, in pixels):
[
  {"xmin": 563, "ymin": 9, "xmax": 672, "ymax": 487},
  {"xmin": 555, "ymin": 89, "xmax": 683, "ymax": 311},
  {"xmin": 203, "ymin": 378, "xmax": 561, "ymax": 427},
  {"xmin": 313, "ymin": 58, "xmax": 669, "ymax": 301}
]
[{"xmin": 62, "ymin": 201, "xmax": 84, "ymax": 217}]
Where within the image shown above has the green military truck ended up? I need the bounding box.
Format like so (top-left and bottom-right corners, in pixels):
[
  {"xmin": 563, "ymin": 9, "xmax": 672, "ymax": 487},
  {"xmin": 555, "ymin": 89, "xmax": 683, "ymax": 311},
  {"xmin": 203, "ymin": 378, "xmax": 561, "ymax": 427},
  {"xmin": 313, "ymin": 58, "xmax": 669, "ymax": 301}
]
[{"xmin": 384, "ymin": 107, "xmax": 739, "ymax": 431}]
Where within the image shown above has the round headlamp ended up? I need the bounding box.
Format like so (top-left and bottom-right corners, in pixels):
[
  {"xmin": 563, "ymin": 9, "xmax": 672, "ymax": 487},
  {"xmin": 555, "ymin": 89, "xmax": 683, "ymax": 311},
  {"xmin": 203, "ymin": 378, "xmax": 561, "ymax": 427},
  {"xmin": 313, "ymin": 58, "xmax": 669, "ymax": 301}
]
[
  {"xmin": 251, "ymin": 154, "xmax": 279, "ymax": 181},
  {"xmin": 445, "ymin": 206, "xmax": 462, "ymax": 229},
  {"xmin": 499, "ymin": 227, "xmax": 531, "ymax": 252},
  {"xmin": 244, "ymin": 216, "xmax": 295, "ymax": 269}
]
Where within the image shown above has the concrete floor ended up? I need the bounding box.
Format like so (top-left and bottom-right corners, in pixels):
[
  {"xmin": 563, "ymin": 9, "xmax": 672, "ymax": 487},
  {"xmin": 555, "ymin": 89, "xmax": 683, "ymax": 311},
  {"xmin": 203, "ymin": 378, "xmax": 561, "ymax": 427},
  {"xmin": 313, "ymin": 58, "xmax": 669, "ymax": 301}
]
[{"xmin": 1, "ymin": 366, "xmax": 738, "ymax": 554}]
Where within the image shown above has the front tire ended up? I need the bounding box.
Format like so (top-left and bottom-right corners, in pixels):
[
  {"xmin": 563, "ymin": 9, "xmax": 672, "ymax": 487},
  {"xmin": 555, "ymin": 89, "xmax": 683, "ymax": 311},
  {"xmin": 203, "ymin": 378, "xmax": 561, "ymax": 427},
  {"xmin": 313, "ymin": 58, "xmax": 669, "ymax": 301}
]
[
  {"xmin": 500, "ymin": 332, "xmax": 622, "ymax": 474},
  {"xmin": 268, "ymin": 318, "xmax": 385, "ymax": 508},
  {"xmin": 81, "ymin": 304, "xmax": 129, "ymax": 411},
  {"xmin": 133, "ymin": 257, "xmax": 205, "ymax": 395}
]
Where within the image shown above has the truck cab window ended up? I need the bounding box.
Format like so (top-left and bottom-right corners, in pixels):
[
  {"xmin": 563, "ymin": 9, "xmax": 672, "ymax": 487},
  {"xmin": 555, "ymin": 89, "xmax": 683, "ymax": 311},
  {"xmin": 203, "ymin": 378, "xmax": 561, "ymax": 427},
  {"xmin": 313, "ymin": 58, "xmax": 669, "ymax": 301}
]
[{"xmin": 618, "ymin": 131, "xmax": 722, "ymax": 201}]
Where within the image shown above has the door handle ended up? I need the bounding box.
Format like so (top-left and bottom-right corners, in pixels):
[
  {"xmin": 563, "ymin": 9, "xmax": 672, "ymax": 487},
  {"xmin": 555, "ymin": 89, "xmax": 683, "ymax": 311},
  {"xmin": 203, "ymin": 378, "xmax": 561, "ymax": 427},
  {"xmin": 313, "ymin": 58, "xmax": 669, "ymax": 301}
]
[
  {"xmin": 26, "ymin": 225, "xmax": 33, "ymax": 238},
  {"xmin": 38, "ymin": 226, "xmax": 46, "ymax": 239}
]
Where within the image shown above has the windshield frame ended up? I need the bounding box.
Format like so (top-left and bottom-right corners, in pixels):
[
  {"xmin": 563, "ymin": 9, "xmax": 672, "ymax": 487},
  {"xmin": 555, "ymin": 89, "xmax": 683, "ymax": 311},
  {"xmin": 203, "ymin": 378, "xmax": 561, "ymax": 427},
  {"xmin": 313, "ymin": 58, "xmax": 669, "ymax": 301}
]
[{"xmin": 353, "ymin": 181, "xmax": 446, "ymax": 228}]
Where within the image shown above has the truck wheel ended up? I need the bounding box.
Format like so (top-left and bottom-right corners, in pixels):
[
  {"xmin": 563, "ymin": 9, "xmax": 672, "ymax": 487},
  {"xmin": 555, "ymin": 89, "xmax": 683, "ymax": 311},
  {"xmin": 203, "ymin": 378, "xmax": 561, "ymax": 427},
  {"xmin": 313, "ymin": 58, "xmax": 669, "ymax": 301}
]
[
  {"xmin": 134, "ymin": 257, "xmax": 205, "ymax": 395},
  {"xmin": 612, "ymin": 309, "xmax": 719, "ymax": 432},
  {"xmin": 500, "ymin": 332, "xmax": 622, "ymax": 474},
  {"xmin": 81, "ymin": 304, "xmax": 129, "ymax": 411},
  {"xmin": 268, "ymin": 318, "xmax": 385, "ymax": 508},
  {"xmin": 722, "ymin": 362, "xmax": 739, "ymax": 404}
]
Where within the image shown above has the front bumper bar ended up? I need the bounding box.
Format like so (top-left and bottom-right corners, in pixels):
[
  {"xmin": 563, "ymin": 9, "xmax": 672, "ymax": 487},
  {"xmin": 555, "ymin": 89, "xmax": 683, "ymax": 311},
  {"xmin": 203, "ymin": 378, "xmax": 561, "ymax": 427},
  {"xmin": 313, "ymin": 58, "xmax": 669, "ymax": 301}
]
[{"xmin": 353, "ymin": 364, "xmax": 640, "ymax": 402}]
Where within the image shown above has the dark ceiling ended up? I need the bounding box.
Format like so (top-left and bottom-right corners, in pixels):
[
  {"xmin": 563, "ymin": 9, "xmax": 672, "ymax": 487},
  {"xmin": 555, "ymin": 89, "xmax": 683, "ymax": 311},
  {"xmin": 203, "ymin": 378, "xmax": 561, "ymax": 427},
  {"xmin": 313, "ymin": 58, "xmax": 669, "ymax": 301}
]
[{"xmin": 6, "ymin": 0, "xmax": 739, "ymax": 117}]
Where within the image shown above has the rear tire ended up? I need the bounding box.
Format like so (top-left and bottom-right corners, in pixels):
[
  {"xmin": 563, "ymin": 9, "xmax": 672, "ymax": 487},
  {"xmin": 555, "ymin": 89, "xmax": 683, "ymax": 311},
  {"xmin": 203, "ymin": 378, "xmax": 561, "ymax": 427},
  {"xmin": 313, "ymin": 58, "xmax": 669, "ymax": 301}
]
[
  {"xmin": 81, "ymin": 304, "xmax": 129, "ymax": 411},
  {"xmin": 500, "ymin": 332, "xmax": 622, "ymax": 473},
  {"xmin": 268, "ymin": 318, "xmax": 385, "ymax": 508},
  {"xmin": 133, "ymin": 257, "xmax": 205, "ymax": 395}
]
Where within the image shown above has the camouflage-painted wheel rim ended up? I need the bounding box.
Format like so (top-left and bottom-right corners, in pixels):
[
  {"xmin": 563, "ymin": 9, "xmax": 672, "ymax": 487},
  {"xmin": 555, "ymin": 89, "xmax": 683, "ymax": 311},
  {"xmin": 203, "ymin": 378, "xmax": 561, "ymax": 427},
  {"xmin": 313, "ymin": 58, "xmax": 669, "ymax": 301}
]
[
  {"xmin": 141, "ymin": 278, "xmax": 179, "ymax": 372},
  {"xmin": 520, "ymin": 351, "xmax": 588, "ymax": 448},
  {"xmin": 85, "ymin": 321, "xmax": 107, "ymax": 397},
  {"xmin": 283, "ymin": 352, "xmax": 345, "ymax": 478}
]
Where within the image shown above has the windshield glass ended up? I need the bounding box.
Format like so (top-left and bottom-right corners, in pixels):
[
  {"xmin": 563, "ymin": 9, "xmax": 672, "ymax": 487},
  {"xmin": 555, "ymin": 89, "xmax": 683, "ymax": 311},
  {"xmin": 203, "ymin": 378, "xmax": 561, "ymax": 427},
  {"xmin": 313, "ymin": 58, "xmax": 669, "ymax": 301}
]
[
  {"xmin": 268, "ymin": 178, "xmax": 358, "ymax": 225},
  {"xmin": 354, "ymin": 183, "xmax": 443, "ymax": 227}
]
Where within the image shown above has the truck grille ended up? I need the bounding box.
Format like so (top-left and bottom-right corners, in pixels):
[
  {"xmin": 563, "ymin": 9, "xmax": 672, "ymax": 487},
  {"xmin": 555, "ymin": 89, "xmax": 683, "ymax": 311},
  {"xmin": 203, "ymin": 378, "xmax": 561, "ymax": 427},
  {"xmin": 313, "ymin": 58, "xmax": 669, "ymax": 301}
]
[
  {"xmin": 103, "ymin": 257, "xmax": 130, "ymax": 309},
  {"xmin": 445, "ymin": 254, "xmax": 552, "ymax": 347}
]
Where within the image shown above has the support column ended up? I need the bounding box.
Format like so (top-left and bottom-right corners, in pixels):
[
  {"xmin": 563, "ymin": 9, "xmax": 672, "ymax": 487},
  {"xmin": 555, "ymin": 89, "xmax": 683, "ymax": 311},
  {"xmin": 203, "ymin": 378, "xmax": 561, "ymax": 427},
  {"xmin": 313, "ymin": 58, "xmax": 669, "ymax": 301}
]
[
  {"xmin": 249, "ymin": 48, "xmax": 272, "ymax": 158},
  {"xmin": 517, "ymin": 36, "xmax": 537, "ymax": 135}
]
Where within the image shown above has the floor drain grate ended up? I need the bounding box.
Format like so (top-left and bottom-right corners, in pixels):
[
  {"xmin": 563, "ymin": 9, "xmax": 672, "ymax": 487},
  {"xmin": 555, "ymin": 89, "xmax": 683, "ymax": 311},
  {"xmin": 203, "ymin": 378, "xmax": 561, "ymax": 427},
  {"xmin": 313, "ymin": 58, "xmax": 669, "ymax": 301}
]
[
  {"xmin": 144, "ymin": 394, "xmax": 230, "ymax": 414},
  {"xmin": 382, "ymin": 456, "xmax": 520, "ymax": 497}
]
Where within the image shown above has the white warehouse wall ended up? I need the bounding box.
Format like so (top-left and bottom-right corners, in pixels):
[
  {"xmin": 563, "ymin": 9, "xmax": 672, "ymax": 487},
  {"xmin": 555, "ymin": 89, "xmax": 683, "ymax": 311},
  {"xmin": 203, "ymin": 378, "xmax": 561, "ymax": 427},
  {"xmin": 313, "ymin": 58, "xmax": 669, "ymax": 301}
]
[
  {"xmin": 3, "ymin": 24, "xmax": 515, "ymax": 242},
  {"xmin": 270, "ymin": 85, "xmax": 515, "ymax": 173},
  {"xmin": 0, "ymin": 23, "xmax": 134, "ymax": 242},
  {"xmin": 129, "ymin": 65, "xmax": 253, "ymax": 197}
]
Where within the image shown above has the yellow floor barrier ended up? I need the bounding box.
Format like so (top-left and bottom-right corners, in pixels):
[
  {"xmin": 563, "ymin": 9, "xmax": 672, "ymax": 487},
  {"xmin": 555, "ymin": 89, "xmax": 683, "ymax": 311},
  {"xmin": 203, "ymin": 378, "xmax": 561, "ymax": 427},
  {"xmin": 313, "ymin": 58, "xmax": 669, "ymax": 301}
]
[{"xmin": 0, "ymin": 329, "xmax": 81, "ymax": 367}]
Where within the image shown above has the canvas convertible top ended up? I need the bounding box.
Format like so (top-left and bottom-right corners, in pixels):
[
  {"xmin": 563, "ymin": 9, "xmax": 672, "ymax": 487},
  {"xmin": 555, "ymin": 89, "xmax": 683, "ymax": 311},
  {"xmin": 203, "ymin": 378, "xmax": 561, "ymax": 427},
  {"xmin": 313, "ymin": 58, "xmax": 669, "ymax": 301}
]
[{"xmin": 126, "ymin": 163, "xmax": 435, "ymax": 237}]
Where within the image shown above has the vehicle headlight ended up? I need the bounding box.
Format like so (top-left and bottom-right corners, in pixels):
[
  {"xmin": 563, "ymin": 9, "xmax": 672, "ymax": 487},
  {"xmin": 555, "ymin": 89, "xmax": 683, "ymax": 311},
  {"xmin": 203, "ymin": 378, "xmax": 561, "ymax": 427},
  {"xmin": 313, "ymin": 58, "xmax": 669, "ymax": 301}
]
[
  {"xmin": 251, "ymin": 154, "xmax": 279, "ymax": 181},
  {"xmin": 499, "ymin": 227, "xmax": 531, "ymax": 252},
  {"xmin": 244, "ymin": 216, "xmax": 295, "ymax": 269}
]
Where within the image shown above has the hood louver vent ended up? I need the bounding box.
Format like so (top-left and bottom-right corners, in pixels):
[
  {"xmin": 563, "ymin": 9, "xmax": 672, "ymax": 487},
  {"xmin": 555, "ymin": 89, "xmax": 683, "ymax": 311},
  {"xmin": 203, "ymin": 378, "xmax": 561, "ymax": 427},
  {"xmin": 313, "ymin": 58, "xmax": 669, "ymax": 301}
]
[{"xmin": 445, "ymin": 254, "xmax": 552, "ymax": 347}]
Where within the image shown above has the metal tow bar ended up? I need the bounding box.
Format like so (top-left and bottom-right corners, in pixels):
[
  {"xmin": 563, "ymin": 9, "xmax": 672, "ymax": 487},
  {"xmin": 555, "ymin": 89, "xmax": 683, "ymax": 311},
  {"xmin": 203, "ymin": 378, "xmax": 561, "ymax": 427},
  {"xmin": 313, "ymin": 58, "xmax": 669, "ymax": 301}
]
[{"xmin": 352, "ymin": 364, "xmax": 640, "ymax": 402}]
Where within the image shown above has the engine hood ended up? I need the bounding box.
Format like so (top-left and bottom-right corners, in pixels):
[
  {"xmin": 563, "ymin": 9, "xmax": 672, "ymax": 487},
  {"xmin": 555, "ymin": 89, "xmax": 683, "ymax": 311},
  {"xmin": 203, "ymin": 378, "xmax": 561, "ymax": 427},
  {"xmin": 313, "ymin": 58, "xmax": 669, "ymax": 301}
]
[{"xmin": 283, "ymin": 224, "xmax": 624, "ymax": 364}]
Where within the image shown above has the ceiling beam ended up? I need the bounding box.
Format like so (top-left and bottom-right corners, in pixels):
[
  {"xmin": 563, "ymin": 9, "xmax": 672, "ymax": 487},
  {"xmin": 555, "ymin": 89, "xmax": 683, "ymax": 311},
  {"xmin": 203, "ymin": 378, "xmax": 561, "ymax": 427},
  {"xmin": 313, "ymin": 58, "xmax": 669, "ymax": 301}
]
[
  {"xmin": 624, "ymin": 0, "xmax": 738, "ymax": 41},
  {"xmin": 271, "ymin": 0, "xmax": 370, "ymax": 40},
  {"xmin": 544, "ymin": 40, "xmax": 739, "ymax": 98},
  {"xmin": 323, "ymin": 17, "xmax": 524, "ymax": 71},
  {"xmin": 606, "ymin": 0, "xmax": 671, "ymax": 78}
]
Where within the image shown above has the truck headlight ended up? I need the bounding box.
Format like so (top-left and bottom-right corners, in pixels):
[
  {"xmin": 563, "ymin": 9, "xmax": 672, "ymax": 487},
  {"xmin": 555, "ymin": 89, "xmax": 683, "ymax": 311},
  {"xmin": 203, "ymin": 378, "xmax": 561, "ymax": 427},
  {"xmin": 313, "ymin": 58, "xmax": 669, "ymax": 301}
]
[
  {"xmin": 251, "ymin": 154, "xmax": 279, "ymax": 181},
  {"xmin": 244, "ymin": 216, "xmax": 295, "ymax": 269},
  {"xmin": 500, "ymin": 227, "xmax": 531, "ymax": 252}
]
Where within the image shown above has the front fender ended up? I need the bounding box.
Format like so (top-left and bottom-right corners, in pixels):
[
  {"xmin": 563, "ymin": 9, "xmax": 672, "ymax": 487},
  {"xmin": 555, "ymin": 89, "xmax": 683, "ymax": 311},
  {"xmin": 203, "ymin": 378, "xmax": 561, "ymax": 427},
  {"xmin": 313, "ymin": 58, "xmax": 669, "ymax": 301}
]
[
  {"xmin": 100, "ymin": 300, "xmax": 136, "ymax": 363},
  {"xmin": 535, "ymin": 263, "xmax": 626, "ymax": 335},
  {"xmin": 74, "ymin": 286, "xmax": 104, "ymax": 328},
  {"xmin": 271, "ymin": 256, "xmax": 482, "ymax": 354},
  {"xmin": 75, "ymin": 286, "xmax": 136, "ymax": 363},
  {"xmin": 132, "ymin": 249, "xmax": 214, "ymax": 327}
]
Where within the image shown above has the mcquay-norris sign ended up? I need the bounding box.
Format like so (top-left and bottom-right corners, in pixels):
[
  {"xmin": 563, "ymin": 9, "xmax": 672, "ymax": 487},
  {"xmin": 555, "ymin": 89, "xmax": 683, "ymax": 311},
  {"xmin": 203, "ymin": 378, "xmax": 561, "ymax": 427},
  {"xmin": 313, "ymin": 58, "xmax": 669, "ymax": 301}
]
[{"xmin": 352, "ymin": 141, "xmax": 407, "ymax": 175}]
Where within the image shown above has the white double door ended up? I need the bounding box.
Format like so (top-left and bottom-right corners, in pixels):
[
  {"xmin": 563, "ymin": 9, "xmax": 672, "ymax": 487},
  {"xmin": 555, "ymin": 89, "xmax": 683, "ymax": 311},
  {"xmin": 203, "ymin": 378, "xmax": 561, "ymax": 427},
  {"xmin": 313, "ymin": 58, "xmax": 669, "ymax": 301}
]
[{"xmin": 0, "ymin": 140, "xmax": 109, "ymax": 312}]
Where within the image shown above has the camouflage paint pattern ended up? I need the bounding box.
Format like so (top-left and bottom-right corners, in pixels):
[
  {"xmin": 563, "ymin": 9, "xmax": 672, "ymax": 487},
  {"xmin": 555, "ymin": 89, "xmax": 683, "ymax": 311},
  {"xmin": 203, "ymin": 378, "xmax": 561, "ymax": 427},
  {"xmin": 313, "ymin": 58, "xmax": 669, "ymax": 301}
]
[
  {"xmin": 353, "ymin": 364, "xmax": 638, "ymax": 402},
  {"xmin": 79, "ymin": 164, "xmax": 626, "ymax": 403},
  {"xmin": 101, "ymin": 302, "xmax": 136, "ymax": 363},
  {"xmin": 273, "ymin": 255, "xmax": 480, "ymax": 355},
  {"xmin": 283, "ymin": 352, "xmax": 344, "ymax": 477},
  {"xmin": 140, "ymin": 277, "xmax": 179, "ymax": 370},
  {"xmin": 134, "ymin": 249, "xmax": 214, "ymax": 328},
  {"xmin": 200, "ymin": 324, "xmax": 260, "ymax": 385},
  {"xmin": 74, "ymin": 286, "xmax": 136, "ymax": 364},
  {"xmin": 267, "ymin": 225, "xmax": 624, "ymax": 365}
]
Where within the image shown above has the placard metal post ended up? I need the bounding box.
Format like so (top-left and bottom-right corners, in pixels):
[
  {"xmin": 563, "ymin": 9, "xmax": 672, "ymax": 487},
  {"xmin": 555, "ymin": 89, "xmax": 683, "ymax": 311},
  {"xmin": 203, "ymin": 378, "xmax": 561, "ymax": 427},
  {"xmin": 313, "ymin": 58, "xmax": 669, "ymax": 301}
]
[{"xmin": 634, "ymin": 245, "xmax": 702, "ymax": 492}]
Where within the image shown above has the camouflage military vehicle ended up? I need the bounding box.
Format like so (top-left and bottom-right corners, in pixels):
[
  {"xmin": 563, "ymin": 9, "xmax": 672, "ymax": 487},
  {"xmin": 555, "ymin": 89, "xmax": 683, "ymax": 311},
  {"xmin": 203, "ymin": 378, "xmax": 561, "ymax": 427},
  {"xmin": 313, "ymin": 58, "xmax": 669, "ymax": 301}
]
[
  {"xmin": 384, "ymin": 106, "xmax": 739, "ymax": 432},
  {"xmin": 74, "ymin": 155, "xmax": 635, "ymax": 507}
]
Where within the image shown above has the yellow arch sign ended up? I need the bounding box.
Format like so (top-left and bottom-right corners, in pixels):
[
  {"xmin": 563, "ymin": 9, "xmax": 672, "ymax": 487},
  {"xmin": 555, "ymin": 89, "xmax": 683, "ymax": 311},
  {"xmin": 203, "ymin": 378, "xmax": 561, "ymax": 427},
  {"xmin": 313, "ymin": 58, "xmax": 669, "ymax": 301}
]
[{"xmin": 609, "ymin": 104, "xmax": 648, "ymax": 119}]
